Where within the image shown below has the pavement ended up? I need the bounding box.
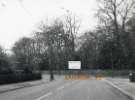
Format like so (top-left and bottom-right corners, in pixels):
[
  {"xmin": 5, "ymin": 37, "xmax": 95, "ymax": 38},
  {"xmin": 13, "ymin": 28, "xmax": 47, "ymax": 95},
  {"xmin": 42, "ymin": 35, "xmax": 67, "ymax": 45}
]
[
  {"xmin": 0, "ymin": 74, "xmax": 55, "ymax": 93},
  {"xmin": 105, "ymin": 77, "xmax": 135, "ymax": 100},
  {"xmin": 0, "ymin": 80, "xmax": 47, "ymax": 93},
  {"xmin": 0, "ymin": 75, "xmax": 134, "ymax": 100}
]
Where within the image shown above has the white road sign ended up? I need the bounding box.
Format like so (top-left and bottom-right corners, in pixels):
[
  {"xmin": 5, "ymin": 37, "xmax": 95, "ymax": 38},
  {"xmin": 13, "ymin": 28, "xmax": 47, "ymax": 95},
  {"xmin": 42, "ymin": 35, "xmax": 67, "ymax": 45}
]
[{"xmin": 68, "ymin": 61, "xmax": 81, "ymax": 69}]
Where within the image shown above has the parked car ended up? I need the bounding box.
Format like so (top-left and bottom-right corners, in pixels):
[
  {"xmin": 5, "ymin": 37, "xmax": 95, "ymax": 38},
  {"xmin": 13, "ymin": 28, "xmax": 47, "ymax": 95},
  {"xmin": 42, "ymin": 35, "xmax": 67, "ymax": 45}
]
[{"xmin": 129, "ymin": 72, "xmax": 135, "ymax": 82}]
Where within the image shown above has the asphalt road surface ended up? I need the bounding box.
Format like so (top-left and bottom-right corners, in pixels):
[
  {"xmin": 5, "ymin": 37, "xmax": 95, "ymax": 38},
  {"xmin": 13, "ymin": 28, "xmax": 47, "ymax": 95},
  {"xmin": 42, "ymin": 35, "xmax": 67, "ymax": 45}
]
[{"xmin": 0, "ymin": 78, "xmax": 132, "ymax": 100}]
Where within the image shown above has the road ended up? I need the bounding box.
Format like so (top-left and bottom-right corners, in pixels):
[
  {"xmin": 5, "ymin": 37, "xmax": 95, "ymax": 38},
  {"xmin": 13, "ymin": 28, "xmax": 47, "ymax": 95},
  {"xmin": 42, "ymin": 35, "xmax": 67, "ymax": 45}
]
[{"xmin": 0, "ymin": 78, "xmax": 132, "ymax": 100}]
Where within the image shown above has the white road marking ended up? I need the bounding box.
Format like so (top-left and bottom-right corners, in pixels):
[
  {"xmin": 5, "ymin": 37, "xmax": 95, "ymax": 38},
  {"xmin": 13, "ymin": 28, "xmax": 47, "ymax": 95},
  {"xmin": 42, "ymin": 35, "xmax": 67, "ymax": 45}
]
[
  {"xmin": 57, "ymin": 86, "xmax": 65, "ymax": 91},
  {"xmin": 57, "ymin": 83, "xmax": 71, "ymax": 91},
  {"xmin": 36, "ymin": 92, "xmax": 52, "ymax": 100},
  {"xmin": 36, "ymin": 81, "xmax": 77, "ymax": 100},
  {"xmin": 87, "ymin": 87, "xmax": 90, "ymax": 100},
  {"xmin": 57, "ymin": 81, "xmax": 76, "ymax": 91}
]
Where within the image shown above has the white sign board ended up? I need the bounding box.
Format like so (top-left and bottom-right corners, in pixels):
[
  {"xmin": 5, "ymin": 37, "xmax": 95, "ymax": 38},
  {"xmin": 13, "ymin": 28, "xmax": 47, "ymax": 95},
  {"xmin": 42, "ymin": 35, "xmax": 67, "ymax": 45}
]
[{"xmin": 68, "ymin": 61, "xmax": 81, "ymax": 69}]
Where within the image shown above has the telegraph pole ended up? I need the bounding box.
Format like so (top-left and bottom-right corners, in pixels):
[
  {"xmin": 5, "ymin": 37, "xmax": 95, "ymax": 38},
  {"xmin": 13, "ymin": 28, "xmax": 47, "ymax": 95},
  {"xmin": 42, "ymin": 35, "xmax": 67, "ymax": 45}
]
[{"xmin": 48, "ymin": 35, "xmax": 54, "ymax": 81}]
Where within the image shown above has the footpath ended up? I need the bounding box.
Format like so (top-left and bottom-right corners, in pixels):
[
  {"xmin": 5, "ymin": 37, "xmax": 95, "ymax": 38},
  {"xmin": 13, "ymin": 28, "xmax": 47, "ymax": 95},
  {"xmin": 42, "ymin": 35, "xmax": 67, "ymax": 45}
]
[
  {"xmin": 0, "ymin": 74, "xmax": 52, "ymax": 93},
  {"xmin": 105, "ymin": 77, "xmax": 135, "ymax": 100}
]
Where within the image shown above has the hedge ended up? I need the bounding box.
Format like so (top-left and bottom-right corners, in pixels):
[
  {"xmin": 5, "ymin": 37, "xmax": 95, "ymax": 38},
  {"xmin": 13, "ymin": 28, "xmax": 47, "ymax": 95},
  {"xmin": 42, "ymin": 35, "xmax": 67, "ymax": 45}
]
[{"xmin": 0, "ymin": 73, "xmax": 42, "ymax": 85}]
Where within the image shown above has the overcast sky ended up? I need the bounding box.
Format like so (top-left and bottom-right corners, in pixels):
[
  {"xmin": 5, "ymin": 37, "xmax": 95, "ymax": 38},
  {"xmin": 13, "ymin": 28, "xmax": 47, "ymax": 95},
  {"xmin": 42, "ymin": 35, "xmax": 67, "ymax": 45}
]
[{"xmin": 0, "ymin": 0, "xmax": 98, "ymax": 51}]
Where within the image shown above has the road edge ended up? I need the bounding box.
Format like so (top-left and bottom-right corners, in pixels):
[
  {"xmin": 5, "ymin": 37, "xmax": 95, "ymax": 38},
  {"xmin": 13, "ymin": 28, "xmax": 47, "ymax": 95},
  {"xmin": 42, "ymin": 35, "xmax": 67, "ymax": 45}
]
[
  {"xmin": 0, "ymin": 81, "xmax": 49, "ymax": 94},
  {"xmin": 103, "ymin": 79, "xmax": 135, "ymax": 100}
]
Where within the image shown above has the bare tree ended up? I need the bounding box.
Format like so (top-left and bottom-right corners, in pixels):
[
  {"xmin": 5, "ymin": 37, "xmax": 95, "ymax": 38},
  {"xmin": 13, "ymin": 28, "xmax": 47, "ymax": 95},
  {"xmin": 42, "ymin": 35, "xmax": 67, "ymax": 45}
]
[
  {"xmin": 96, "ymin": 0, "xmax": 135, "ymax": 68},
  {"xmin": 97, "ymin": 0, "xmax": 135, "ymax": 34},
  {"xmin": 36, "ymin": 19, "xmax": 68, "ymax": 79},
  {"xmin": 12, "ymin": 37, "xmax": 39, "ymax": 71},
  {"xmin": 63, "ymin": 10, "xmax": 80, "ymax": 60},
  {"xmin": 0, "ymin": 46, "xmax": 11, "ymax": 73}
]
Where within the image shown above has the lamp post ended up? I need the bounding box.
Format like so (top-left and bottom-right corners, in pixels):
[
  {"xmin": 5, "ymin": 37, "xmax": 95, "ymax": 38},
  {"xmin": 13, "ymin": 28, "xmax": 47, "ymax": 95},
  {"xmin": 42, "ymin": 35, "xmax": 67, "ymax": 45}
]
[{"xmin": 48, "ymin": 34, "xmax": 54, "ymax": 81}]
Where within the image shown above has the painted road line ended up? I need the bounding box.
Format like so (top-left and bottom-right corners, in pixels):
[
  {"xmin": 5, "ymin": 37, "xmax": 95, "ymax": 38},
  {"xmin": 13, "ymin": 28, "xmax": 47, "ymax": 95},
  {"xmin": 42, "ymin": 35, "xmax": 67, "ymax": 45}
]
[
  {"xmin": 36, "ymin": 81, "xmax": 77, "ymax": 100},
  {"xmin": 103, "ymin": 79, "xmax": 135, "ymax": 100},
  {"xmin": 57, "ymin": 85, "xmax": 65, "ymax": 91},
  {"xmin": 36, "ymin": 92, "xmax": 52, "ymax": 100},
  {"xmin": 36, "ymin": 81, "xmax": 75, "ymax": 100},
  {"xmin": 57, "ymin": 81, "xmax": 76, "ymax": 91}
]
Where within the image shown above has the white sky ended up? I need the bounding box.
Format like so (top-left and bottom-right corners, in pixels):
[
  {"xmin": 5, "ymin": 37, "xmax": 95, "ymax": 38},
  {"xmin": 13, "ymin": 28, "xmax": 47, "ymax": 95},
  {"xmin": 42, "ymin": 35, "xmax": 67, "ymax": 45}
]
[{"xmin": 0, "ymin": 0, "xmax": 98, "ymax": 51}]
